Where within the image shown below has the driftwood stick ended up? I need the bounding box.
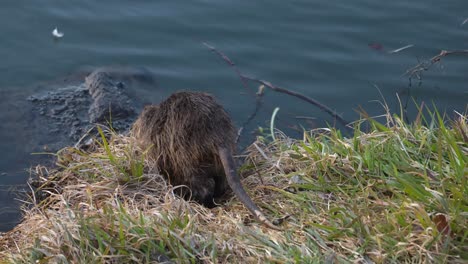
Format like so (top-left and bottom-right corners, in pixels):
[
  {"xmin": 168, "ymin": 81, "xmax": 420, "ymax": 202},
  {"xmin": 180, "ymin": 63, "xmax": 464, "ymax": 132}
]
[{"xmin": 241, "ymin": 76, "xmax": 351, "ymax": 128}]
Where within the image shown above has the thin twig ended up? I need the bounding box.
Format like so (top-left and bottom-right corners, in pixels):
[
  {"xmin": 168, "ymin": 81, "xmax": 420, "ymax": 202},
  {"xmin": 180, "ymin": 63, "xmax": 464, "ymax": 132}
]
[
  {"xmin": 203, "ymin": 42, "xmax": 250, "ymax": 93},
  {"xmin": 401, "ymin": 49, "xmax": 468, "ymax": 121},
  {"xmin": 235, "ymin": 86, "xmax": 266, "ymax": 143},
  {"xmin": 236, "ymin": 94, "xmax": 263, "ymax": 143},
  {"xmin": 405, "ymin": 49, "xmax": 468, "ymax": 78},
  {"xmin": 295, "ymin": 116, "xmax": 316, "ymax": 121},
  {"xmin": 253, "ymin": 143, "xmax": 270, "ymax": 160}
]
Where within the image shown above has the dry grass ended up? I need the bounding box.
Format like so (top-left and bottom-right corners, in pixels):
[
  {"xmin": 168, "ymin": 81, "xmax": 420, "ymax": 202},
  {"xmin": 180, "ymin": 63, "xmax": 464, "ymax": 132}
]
[{"xmin": 0, "ymin": 107, "xmax": 467, "ymax": 263}]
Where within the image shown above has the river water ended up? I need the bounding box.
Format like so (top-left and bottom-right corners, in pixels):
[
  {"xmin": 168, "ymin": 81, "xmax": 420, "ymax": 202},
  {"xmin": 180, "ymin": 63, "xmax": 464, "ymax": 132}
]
[{"xmin": 0, "ymin": 1, "xmax": 467, "ymax": 231}]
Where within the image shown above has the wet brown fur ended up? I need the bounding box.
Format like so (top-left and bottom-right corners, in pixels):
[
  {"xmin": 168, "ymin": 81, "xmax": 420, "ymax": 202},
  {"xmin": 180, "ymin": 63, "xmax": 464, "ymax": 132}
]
[
  {"xmin": 132, "ymin": 91, "xmax": 235, "ymax": 207},
  {"xmin": 132, "ymin": 91, "xmax": 280, "ymax": 229}
]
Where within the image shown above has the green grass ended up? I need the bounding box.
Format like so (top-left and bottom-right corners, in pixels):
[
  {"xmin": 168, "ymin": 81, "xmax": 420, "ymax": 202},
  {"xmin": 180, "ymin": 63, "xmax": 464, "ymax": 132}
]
[{"xmin": 0, "ymin": 106, "xmax": 466, "ymax": 263}]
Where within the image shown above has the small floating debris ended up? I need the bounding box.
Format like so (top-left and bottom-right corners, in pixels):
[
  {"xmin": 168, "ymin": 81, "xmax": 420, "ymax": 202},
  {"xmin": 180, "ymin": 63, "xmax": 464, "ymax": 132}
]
[
  {"xmin": 52, "ymin": 27, "xmax": 64, "ymax": 38},
  {"xmin": 462, "ymin": 18, "xmax": 468, "ymax": 26},
  {"xmin": 368, "ymin": 42, "xmax": 384, "ymax": 51},
  {"xmin": 388, "ymin": 44, "xmax": 414, "ymax": 54},
  {"xmin": 256, "ymin": 84, "xmax": 265, "ymax": 95}
]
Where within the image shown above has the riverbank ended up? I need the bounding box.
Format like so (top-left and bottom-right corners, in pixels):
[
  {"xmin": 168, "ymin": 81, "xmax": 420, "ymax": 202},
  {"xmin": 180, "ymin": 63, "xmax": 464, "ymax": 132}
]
[{"xmin": 0, "ymin": 106, "xmax": 466, "ymax": 263}]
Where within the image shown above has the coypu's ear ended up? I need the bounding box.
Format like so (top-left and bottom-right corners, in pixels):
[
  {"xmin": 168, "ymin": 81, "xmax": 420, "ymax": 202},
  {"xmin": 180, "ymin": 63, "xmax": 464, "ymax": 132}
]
[
  {"xmin": 142, "ymin": 103, "xmax": 154, "ymax": 109},
  {"xmin": 217, "ymin": 146, "xmax": 283, "ymax": 231},
  {"xmin": 139, "ymin": 105, "xmax": 159, "ymax": 117}
]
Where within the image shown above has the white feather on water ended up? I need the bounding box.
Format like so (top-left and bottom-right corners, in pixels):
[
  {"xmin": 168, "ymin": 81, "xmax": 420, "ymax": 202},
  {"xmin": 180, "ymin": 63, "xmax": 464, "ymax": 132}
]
[{"xmin": 52, "ymin": 27, "xmax": 64, "ymax": 38}]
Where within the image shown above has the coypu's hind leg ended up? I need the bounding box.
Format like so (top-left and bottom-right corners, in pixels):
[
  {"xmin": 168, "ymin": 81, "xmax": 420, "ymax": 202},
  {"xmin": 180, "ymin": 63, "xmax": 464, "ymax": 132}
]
[
  {"xmin": 205, "ymin": 167, "xmax": 228, "ymax": 198},
  {"xmin": 188, "ymin": 175, "xmax": 216, "ymax": 208},
  {"xmin": 214, "ymin": 175, "xmax": 228, "ymax": 198}
]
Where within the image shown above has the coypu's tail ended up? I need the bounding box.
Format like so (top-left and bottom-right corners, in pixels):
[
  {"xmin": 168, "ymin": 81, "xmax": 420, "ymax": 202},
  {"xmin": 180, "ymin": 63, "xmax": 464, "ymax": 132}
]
[{"xmin": 218, "ymin": 147, "xmax": 282, "ymax": 231}]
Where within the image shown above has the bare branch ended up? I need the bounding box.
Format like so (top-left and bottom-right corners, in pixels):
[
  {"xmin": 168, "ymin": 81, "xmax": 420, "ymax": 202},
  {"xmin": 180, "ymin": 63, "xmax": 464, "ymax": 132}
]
[{"xmin": 204, "ymin": 42, "xmax": 352, "ymax": 133}]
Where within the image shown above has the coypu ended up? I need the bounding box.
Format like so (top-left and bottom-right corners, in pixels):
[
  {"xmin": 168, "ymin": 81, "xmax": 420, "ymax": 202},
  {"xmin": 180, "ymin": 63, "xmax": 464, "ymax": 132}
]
[{"xmin": 132, "ymin": 91, "xmax": 279, "ymax": 230}]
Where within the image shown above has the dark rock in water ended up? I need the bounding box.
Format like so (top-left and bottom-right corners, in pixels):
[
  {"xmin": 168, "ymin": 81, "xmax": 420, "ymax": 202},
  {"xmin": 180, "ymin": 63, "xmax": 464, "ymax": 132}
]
[
  {"xmin": 86, "ymin": 69, "xmax": 136, "ymax": 124},
  {"xmin": 27, "ymin": 66, "xmax": 156, "ymax": 152}
]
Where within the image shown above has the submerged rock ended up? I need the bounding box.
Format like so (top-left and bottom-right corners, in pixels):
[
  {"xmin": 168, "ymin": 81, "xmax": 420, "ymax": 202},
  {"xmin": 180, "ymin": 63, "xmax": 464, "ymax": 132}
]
[
  {"xmin": 27, "ymin": 66, "xmax": 157, "ymax": 152},
  {"xmin": 86, "ymin": 69, "xmax": 136, "ymax": 124}
]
